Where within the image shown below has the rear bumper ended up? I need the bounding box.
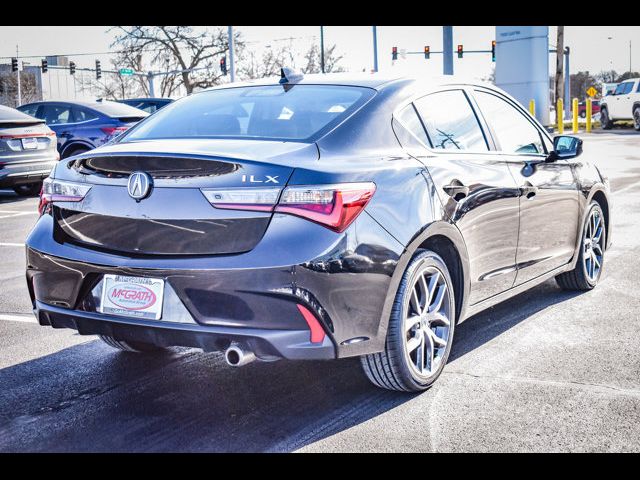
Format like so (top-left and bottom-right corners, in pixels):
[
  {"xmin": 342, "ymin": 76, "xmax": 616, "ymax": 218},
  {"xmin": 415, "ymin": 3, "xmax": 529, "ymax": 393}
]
[
  {"xmin": 35, "ymin": 301, "xmax": 335, "ymax": 360},
  {"xmin": 25, "ymin": 211, "xmax": 405, "ymax": 358},
  {"xmin": 0, "ymin": 156, "xmax": 57, "ymax": 187}
]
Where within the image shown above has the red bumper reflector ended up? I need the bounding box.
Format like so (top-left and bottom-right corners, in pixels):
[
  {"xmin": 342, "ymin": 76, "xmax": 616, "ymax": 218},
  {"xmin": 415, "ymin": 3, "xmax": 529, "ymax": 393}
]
[{"xmin": 296, "ymin": 304, "xmax": 326, "ymax": 344}]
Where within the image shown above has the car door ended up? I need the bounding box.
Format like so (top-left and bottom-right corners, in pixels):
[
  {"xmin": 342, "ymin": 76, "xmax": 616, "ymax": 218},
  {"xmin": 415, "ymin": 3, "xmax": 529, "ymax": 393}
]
[
  {"xmin": 471, "ymin": 88, "xmax": 580, "ymax": 286},
  {"xmin": 39, "ymin": 103, "xmax": 74, "ymax": 152},
  {"xmin": 403, "ymin": 88, "xmax": 521, "ymax": 305}
]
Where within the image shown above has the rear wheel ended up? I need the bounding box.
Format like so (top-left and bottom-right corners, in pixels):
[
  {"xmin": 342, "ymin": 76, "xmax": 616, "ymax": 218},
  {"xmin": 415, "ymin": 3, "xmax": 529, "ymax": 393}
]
[
  {"xmin": 361, "ymin": 249, "xmax": 455, "ymax": 392},
  {"xmin": 633, "ymin": 107, "xmax": 640, "ymax": 131},
  {"xmin": 556, "ymin": 201, "xmax": 605, "ymax": 291},
  {"xmin": 99, "ymin": 335, "xmax": 168, "ymax": 353},
  {"xmin": 600, "ymin": 107, "xmax": 613, "ymax": 130},
  {"xmin": 13, "ymin": 182, "xmax": 42, "ymax": 197}
]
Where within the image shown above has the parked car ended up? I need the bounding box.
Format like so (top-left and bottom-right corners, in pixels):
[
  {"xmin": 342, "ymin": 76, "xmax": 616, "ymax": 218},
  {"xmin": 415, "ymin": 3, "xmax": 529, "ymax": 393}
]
[
  {"xmin": 117, "ymin": 97, "xmax": 174, "ymax": 114},
  {"xmin": 0, "ymin": 105, "xmax": 58, "ymax": 196},
  {"xmin": 599, "ymin": 78, "xmax": 640, "ymax": 130},
  {"xmin": 26, "ymin": 72, "xmax": 611, "ymax": 392},
  {"xmin": 578, "ymin": 99, "xmax": 600, "ymax": 118},
  {"xmin": 17, "ymin": 100, "xmax": 148, "ymax": 159}
]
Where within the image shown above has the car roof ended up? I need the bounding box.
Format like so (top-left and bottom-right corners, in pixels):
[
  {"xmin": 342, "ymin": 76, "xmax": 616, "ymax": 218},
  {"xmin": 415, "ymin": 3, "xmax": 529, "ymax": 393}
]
[
  {"xmin": 119, "ymin": 97, "xmax": 174, "ymax": 102},
  {"xmin": 0, "ymin": 104, "xmax": 43, "ymax": 123},
  {"xmin": 199, "ymin": 73, "xmax": 498, "ymax": 94}
]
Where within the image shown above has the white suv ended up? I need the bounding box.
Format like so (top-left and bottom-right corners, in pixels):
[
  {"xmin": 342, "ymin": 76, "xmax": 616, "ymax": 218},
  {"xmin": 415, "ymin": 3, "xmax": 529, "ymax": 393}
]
[{"xmin": 600, "ymin": 78, "xmax": 640, "ymax": 131}]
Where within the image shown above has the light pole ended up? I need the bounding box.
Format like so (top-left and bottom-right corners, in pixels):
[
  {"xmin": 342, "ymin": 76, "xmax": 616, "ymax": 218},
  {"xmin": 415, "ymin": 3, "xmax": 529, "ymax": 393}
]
[
  {"xmin": 228, "ymin": 26, "xmax": 236, "ymax": 83},
  {"xmin": 372, "ymin": 26, "xmax": 378, "ymax": 73},
  {"xmin": 320, "ymin": 26, "xmax": 325, "ymax": 74},
  {"xmin": 608, "ymin": 36, "xmax": 632, "ymax": 73}
]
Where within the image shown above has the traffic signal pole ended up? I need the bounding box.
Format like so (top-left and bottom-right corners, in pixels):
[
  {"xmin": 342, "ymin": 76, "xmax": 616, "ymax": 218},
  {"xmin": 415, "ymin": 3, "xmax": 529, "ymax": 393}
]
[
  {"xmin": 443, "ymin": 26, "xmax": 453, "ymax": 75},
  {"xmin": 16, "ymin": 45, "xmax": 21, "ymax": 106}
]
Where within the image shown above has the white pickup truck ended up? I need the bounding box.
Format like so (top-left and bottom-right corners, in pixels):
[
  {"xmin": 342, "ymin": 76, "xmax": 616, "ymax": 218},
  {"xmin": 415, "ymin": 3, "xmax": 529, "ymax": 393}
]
[{"xmin": 600, "ymin": 77, "xmax": 640, "ymax": 131}]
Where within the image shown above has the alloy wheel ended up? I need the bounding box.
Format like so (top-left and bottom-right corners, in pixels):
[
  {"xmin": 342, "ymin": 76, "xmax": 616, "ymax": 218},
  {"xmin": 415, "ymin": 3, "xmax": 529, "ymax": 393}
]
[
  {"xmin": 582, "ymin": 208, "xmax": 604, "ymax": 283},
  {"xmin": 403, "ymin": 265, "xmax": 452, "ymax": 380}
]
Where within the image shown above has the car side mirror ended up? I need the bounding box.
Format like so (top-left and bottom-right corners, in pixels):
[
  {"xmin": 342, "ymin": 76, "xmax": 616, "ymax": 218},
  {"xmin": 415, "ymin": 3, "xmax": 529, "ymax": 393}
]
[{"xmin": 547, "ymin": 135, "xmax": 583, "ymax": 162}]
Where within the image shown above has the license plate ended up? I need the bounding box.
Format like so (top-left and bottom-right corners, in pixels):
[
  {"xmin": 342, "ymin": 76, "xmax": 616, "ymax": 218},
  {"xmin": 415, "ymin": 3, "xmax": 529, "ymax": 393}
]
[
  {"xmin": 21, "ymin": 137, "xmax": 38, "ymax": 150},
  {"xmin": 99, "ymin": 275, "xmax": 164, "ymax": 320}
]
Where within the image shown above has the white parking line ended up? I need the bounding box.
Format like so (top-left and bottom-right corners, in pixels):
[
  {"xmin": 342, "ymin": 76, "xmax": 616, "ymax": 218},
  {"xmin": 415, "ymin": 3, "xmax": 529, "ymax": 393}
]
[
  {"xmin": 0, "ymin": 243, "xmax": 24, "ymax": 247},
  {"xmin": 0, "ymin": 314, "xmax": 37, "ymax": 324},
  {"xmin": 0, "ymin": 212, "xmax": 38, "ymax": 219}
]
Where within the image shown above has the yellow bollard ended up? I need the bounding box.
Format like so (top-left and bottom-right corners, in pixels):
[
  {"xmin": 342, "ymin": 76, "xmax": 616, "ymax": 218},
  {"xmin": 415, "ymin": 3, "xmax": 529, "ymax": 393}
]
[
  {"xmin": 572, "ymin": 98, "xmax": 579, "ymax": 133},
  {"xmin": 529, "ymin": 99, "xmax": 535, "ymax": 117},
  {"xmin": 557, "ymin": 99, "xmax": 564, "ymax": 134},
  {"xmin": 586, "ymin": 98, "xmax": 592, "ymax": 133}
]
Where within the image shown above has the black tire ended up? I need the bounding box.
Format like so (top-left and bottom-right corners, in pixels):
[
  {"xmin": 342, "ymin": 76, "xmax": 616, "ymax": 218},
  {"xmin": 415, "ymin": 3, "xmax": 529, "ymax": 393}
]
[
  {"xmin": 633, "ymin": 107, "xmax": 640, "ymax": 132},
  {"xmin": 13, "ymin": 182, "xmax": 42, "ymax": 197},
  {"xmin": 556, "ymin": 201, "xmax": 605, "ymax": 291},
  {"xmin": 600, "ymin": 107, "xmax": 613, "ymax": 130},
  {"xmin": 579, "ymin": 111, "xmax": 586, "ymax": 119},
  {"xmin": 61, "ymin": 146, "xmax": 90, "ymax": 159},
  {"xmin": 99, "ymin": 334, "xmax": 167, "ymax": 353},
  {"xmin": 360, "ymin": 249, "xmax": 456, "ymax": 392}
]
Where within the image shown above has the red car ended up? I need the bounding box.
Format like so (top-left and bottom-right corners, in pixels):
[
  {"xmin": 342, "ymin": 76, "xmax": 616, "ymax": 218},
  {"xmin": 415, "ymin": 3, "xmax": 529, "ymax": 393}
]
[{"xmin": 578, "ymin": 100, "xmax": 600, "ymax": 118}]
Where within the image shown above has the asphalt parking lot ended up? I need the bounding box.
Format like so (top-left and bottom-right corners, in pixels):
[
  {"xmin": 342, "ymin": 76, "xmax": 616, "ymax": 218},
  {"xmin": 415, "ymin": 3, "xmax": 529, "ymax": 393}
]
[{"xmin": 0, "ymin": 130, "xmax": 639, "ymax": 452}]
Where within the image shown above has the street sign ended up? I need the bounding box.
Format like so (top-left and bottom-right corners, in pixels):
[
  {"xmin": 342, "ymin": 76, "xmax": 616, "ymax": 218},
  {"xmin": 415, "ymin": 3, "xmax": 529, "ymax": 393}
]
[
  {"xmin": 586, "ymin": 86, "xmax": 597, "ymax": 97},
  {"xmin": 119, "ymin": 68, "xmax": 135, "ymax": 76}
]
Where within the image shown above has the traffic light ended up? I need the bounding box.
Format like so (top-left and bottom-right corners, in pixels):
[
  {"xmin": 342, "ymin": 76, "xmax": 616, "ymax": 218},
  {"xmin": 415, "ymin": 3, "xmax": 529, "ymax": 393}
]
[
  {"xmin": 220, "ymin": 56, "xmax": 227, "ymax": 75},
  {"xmin": 69, "ymin": 61, "xmax": 76, "ymax": 75},
  {"xmin": 41, "ymin": 58, "xmax": 48, "ymax": 73},
  {"xmin": 95, "ymin": 60, "xmax": 102, "ymax": 79},
  {"xmin": 457, "ymin": 45, "xmax": 463, "ymax": 58},
  {"xmin": 11, "ymin": 57, "xmax": 18, "ymax": 72},
  {"xmin": 491, "ymin": 40, "xmax": 496, "ymax": 62},
  {"xmin": 424, "ymin": 46, "xmax": 430, "ymax": 59},
  {"xmin": 392, "ymin": 46, "xmax": 398, "ymax": 61}
]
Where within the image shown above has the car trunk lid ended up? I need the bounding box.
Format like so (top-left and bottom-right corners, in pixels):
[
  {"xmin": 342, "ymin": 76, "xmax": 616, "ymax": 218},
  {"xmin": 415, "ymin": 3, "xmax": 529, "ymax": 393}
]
[{"xmin": 53, "ymin": 139, "xmax": 317, "ymax": 256}]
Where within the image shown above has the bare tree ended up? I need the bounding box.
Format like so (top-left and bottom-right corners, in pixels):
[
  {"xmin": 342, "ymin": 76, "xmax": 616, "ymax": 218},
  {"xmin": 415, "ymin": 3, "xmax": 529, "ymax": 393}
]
[
  {"xmin": 0, "ymin": 69, "xmax": 40, "ymax": 107},
  {"xmin": 110, "ymin": 26, "xmax": 242, "ymax": 94},
  {"xmin": 236, "ymin": 40, "xmax": 345, "ymax": 80},
  {"xmin": 300, "ymin": 44, "xmax": 345, "ymax": 74}
]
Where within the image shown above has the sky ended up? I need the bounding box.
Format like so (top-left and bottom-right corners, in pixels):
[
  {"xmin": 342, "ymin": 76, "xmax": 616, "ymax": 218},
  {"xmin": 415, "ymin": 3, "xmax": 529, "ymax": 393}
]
[{"xmin": 1, "ymin": 25, "xmax": 638, "ymax": 80}]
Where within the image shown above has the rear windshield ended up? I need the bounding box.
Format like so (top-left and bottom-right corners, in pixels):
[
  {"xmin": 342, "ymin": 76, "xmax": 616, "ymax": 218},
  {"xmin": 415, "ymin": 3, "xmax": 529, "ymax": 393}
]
[{"xmin": 122, "ymin": 84, "xmax": 374, "ymax": 142}]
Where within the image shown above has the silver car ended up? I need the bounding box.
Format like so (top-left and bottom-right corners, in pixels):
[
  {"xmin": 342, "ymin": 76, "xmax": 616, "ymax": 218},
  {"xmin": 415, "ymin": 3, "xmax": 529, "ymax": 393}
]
[{"xmin": 0, "ymin": 105, "xmax": 58, "ymax": 196}]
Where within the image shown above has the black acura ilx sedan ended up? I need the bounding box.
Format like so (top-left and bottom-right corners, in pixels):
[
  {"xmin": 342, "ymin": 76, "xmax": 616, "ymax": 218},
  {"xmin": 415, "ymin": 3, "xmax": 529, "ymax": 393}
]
[{"xmin": 25, "ymin": 71, "xmax": 611, "ymax": 392}]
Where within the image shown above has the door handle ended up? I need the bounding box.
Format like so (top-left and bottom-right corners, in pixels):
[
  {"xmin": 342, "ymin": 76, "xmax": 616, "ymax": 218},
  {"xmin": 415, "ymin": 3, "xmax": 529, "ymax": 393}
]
[
  {"xmin": 443, "ymin": 182, "xmax": 469, "ymax": 201},
  {"xmin": 520, "ymin": 182, "xmax": 538, "ymax": 199}
]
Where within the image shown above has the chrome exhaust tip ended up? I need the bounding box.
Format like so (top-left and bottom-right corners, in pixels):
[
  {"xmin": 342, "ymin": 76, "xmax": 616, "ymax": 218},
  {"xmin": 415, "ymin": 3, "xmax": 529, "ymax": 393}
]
[{"xmin": 224, "ymin": 343, "xmax": 256, "ymax": 367}]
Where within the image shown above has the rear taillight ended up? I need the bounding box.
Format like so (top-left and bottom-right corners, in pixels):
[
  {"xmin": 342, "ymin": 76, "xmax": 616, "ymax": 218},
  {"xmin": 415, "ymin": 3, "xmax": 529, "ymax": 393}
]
[
  {"xmin": 201, "ymin": 188, "xmax": 281, "ymax": 212},
  {"xmin": 100, "ymin": 126, "xmax": 129, "ymax": 137},
  {"xmin": 201, "ymin": 182, "xmax": 376, "ymax": 233},
  {"xmin": 276, "ymin": 183, "xmax": 376, "ymax": 232},
  {"xmin": 39, "ymin": 177, "xmax": 91, "ymax": 215}
]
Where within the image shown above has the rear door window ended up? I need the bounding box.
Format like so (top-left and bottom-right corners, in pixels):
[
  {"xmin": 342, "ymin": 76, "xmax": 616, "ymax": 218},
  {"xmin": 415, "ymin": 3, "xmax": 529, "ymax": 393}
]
[
  {"xmin": 413, "ymin": 90, "xmax": 488, "ymax": 151},
  {"xmin": 394, "ymin": 103, "xmax": 430, "ymax": 148},
  {"xmin": 73, "ymin": 108, "xmax": 99, "ymax": 123}
]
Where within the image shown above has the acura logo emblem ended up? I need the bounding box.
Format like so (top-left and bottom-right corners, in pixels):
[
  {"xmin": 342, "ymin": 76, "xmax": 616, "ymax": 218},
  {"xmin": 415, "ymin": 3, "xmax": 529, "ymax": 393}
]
[{"xmin": 127, "ymin": 171, "xmax": 152, "ymax": 200}]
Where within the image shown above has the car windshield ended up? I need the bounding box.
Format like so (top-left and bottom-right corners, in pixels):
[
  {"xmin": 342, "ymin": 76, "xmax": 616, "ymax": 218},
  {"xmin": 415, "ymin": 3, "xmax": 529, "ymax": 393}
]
[{"xmin": 122, "ymin": 84, "xmax": 374, "ymax": 142}]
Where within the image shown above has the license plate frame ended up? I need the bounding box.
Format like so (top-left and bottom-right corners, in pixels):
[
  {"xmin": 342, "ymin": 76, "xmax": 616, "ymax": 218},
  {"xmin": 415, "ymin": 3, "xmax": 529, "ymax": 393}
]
[
  {"xmin": 21, "ymin": 137, "xmax": 38, "ymax": 150},
  {"xmin": 98, "ymin": 274, "xmax": 165, "ymax": 320}
]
